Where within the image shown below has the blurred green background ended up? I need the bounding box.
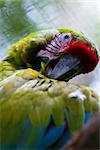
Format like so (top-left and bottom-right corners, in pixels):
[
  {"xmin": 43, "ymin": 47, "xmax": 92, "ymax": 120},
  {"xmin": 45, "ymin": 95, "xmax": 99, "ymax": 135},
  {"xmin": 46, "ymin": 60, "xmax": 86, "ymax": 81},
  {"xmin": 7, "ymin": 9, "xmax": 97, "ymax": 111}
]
[
  {"xmin": 0, "ymin": 0, "xmax": 100, "ymax": 60},
  {"xmin": 0, "ymin": 0, "xmax": 100, "ymax": 94}
]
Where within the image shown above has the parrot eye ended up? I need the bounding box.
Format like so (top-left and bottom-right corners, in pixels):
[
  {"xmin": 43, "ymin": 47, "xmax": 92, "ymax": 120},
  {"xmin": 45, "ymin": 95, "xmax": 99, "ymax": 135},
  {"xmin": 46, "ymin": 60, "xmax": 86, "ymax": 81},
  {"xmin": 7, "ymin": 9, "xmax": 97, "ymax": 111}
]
[{"xmin": 64, "ymin": 35, "xmax": 70, "ymax": 39}]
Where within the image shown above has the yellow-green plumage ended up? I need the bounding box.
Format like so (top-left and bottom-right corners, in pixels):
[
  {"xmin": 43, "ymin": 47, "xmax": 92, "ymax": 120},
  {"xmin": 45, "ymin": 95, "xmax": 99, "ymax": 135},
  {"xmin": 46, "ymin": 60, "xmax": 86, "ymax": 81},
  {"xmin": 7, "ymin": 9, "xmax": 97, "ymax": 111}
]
[
  {"xmin": 0, "ymin": 61, "xmax": 16, "ymax": 81},
  {"xmin": 0, "ymin": 29, "xmax": 99, "ymax": 149},
  {"xmin": 5, "ymin": 29, "xmax": 98, "ymax": 69},
  {"xmin": 7, "ymin": 29, "xmax": 59, "ymax": 67},
  {"xmin": 0, "ymin": 69, "xmax": 99, "ymax": 148}
]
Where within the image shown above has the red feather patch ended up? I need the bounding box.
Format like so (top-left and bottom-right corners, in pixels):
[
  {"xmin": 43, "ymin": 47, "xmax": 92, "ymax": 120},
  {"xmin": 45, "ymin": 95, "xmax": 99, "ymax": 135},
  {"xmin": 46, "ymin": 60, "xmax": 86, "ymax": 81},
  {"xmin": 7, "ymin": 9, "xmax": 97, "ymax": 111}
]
[{"xmin": 64, "ymin": 42, "xmax": 99, "ymax": 73}]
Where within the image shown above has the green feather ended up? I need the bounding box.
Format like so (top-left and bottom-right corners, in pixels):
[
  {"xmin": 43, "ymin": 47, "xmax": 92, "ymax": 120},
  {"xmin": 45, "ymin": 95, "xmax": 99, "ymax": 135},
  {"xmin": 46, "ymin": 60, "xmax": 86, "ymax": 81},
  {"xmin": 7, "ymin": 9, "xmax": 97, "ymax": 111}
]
[
  {"xmin": 3, "ymin": 28, "xmax": 98, "ymax": 69},
  {"xmin": 0, "ymin": 61, "xmax": 16, "ymax": 81},
  {"xmin": 0, "ymin": 28, "xmax": 99, "ymax": 148},
  {"xmin": 7, "ymin": 29, "xmax": 59, "ymax": 67},
  {"xmin": 0, "ymin": 69, "xmax": 99, "ymax": 134}
]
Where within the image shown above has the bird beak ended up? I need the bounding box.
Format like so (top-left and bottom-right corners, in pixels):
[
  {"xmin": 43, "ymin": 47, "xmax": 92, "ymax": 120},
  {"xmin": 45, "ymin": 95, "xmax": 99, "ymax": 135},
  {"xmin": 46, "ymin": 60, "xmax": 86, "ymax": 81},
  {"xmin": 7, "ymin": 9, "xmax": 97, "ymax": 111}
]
[{"xmin": 47, "ymin": 53, "xmax": 82, "ymax": 81}]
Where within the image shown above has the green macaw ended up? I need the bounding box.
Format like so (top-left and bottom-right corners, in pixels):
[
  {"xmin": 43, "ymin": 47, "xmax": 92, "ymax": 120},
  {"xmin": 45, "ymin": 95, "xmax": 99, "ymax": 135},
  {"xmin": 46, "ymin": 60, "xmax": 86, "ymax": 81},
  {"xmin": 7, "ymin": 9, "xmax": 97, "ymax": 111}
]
[{"xmin": 0, "ymin": 29, "xmax": 99, "ymax": 149}]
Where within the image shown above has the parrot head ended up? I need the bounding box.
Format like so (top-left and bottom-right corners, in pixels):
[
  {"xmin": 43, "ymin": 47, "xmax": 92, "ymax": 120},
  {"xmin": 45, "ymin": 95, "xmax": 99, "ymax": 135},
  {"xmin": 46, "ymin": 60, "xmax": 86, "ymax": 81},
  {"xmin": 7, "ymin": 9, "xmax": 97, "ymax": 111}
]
[
  {"xmin": 36, "ymin": 31, "xmax": 99, "ymax": 80},
  {"xmin": 7, "ymin": 29, "xmax": 99, "ymax": 81}
]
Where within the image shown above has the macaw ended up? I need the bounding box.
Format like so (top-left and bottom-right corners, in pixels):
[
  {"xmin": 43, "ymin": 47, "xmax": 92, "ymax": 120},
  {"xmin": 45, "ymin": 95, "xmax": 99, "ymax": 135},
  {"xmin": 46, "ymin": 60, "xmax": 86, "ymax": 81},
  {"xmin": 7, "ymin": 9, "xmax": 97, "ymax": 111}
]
[
  {"xmin": 1, "ymin": 28, "xmax": 99, "ymax": 81},
  {"xmin": 0, "ymin": 28, "xmax": 99, "ymax": 149}
]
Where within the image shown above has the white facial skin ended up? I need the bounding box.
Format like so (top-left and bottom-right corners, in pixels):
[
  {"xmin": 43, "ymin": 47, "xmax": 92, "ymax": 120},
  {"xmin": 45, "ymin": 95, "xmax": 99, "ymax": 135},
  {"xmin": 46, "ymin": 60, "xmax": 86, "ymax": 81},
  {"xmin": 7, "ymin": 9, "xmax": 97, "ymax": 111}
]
[
  {"xmin": 37, "ymin": 33, "xmax": 73, "ymax": 60},
  {"xmin": 57, "ymin": 33, "xmax": 72, "ymax": 48},
  {"xmin": 47, "ymin": 33, "xmax": 73, "ymax": 52}
]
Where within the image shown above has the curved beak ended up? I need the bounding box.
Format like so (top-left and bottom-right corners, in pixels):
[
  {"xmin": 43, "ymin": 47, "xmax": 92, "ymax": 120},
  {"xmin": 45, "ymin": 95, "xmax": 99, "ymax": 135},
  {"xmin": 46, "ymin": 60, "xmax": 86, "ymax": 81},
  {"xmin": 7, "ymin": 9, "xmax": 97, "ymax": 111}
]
[{"xmin": 47, "ymin": 53, "xmax": 82, "ymax": 81}]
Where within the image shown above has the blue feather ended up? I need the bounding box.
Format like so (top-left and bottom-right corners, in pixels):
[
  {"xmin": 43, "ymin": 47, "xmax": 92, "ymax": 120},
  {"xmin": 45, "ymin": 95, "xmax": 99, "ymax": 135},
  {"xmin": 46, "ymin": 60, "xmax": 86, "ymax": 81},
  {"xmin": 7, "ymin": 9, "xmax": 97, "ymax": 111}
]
[{"xmin": 0, "ymin": 112, "xmax": 93, "ymax": 150}]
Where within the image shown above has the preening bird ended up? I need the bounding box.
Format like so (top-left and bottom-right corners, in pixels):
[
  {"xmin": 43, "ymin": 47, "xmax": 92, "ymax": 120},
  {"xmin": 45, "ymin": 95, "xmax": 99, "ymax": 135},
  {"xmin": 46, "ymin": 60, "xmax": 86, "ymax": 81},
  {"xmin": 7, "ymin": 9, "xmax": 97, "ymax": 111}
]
[
  {"xmin": 0, "ymin": 28, "xmax": 99, "ymax": 149},
  {"xmin": 2, "ymin": 28, "xmax": 99, "ymax": 81}
]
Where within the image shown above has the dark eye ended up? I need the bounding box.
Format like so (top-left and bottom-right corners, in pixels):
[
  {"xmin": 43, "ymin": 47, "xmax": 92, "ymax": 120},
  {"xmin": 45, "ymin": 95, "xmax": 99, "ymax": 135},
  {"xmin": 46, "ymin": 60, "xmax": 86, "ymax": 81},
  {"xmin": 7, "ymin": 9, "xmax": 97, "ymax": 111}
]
[{"xmin": 64, "ymin": 35, "xmax": 70, "ymax": 39}]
